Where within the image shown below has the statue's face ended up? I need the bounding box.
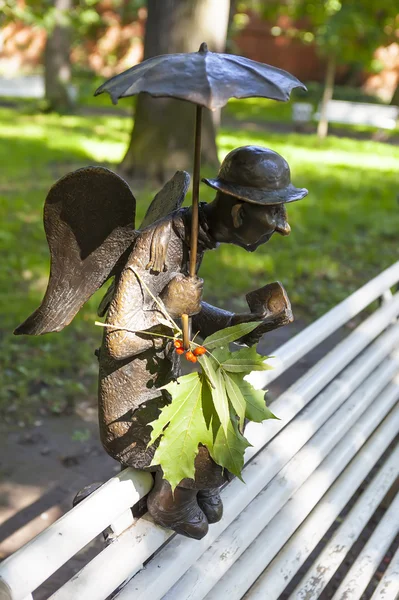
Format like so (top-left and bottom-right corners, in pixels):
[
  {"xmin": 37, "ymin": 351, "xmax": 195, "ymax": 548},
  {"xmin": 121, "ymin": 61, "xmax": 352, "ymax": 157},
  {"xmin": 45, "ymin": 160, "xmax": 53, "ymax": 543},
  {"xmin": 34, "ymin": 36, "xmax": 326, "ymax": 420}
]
[
  {"xmin": 231, "ymin": 202, "xmax": 291, "ymax": 252},
  {"xmin": 206, "ymin": 192, "xmax": 291, "ymax": 251}
]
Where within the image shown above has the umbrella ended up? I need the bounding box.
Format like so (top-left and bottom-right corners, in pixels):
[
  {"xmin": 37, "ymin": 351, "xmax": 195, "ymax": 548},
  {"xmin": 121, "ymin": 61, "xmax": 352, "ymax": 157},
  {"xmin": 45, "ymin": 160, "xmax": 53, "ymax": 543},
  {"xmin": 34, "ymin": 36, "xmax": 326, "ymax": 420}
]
[{"xmin": 95, "ymin": 42, "xmax": 306, "ymax": 345}]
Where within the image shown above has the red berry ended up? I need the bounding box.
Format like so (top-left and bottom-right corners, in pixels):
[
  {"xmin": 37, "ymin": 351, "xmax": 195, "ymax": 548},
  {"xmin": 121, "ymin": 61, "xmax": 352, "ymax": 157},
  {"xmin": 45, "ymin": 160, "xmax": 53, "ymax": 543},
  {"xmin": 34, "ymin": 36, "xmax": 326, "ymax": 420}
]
[
  {"xmin": 175, "ymin": 347, "xmax": 184, "ymax": 355},
  {"xmin": 174, "ymin": 339, "xmax": 183, "ymax": 348},
  {"xmin": 185, "ymin": 351, "xmax": 197, "ymax": 363},
  {"xmin": 193, "ymin": 346, "xmax": 206, "ymax": 356}
]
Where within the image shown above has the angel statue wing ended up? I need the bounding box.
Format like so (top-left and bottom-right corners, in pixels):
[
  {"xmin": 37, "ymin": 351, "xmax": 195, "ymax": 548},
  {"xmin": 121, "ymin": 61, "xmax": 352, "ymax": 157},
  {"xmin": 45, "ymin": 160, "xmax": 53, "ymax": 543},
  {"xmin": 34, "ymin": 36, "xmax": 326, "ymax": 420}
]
[
  {"xmin": 97, "ymin": 170, "xmax": 190, "ymax": 317},
  {"xmin": 15, "ymin": 167, "xmax": 137, "ymax": 335},
  {"xmin": 15, "ymin": 167, "xmax": 191, "ymax": 333},
  {"xmin": 140, "ymin": 170, "xmax": 190, "ymax": 229}
]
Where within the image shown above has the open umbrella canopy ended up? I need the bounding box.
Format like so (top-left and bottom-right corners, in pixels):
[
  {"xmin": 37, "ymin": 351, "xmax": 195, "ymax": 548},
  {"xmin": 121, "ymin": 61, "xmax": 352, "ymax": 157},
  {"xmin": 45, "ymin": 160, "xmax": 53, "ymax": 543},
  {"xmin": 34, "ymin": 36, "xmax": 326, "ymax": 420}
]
[{"xmin": 94, "ymin": 42, "xmax": 306, "ymax": 109}]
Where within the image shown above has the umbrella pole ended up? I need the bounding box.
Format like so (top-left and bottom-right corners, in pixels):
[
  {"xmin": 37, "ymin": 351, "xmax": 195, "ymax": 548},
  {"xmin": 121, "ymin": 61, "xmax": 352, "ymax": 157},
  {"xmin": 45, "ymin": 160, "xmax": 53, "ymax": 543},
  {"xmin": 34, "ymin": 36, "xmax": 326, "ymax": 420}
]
[
  {"xmin": 189, "ymin": 104, "xmax": 202, "ymax": 277},
  {"xmin": 182, "ymin": 105, "xmax": 202, "ymax": 350}
]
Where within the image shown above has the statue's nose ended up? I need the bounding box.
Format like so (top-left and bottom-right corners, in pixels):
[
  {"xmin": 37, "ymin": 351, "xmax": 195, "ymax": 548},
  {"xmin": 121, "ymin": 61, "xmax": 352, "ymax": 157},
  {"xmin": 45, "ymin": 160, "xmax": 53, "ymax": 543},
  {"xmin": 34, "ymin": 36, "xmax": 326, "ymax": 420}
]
[{"xmin": 276, "ymin": 220, "xmax": 291, "ymax": 236}]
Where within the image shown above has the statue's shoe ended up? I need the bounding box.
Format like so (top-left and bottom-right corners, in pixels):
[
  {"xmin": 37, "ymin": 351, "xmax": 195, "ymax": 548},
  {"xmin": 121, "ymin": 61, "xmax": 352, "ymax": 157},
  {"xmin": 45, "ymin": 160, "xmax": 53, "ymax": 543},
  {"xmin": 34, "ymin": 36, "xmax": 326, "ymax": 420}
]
[
  {"xmin": 197, "ymin": 488, "xmax": 223, "ymax": 524},
  {"xmin": 167, "ymin": 509, "xmax": 209, "ymax": 540},
  {"xmin": 147, "ymin": 473, "xmax": 209, "ymax": 540}
]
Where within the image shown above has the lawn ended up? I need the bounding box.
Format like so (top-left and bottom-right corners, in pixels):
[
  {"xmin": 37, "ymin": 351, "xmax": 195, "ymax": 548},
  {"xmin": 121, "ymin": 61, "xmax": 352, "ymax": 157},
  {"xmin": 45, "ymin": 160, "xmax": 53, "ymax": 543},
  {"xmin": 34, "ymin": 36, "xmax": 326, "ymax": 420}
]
[{"xmin": 1, "ymin": 103, "xmax": 398, "ymax": 421}]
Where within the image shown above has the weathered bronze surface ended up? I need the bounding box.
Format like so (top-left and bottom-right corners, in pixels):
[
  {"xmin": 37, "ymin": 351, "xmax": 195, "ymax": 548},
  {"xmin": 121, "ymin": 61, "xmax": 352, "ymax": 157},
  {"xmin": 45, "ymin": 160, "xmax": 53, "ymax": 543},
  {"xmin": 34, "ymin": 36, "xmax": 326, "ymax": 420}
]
[
  {"xmin": 15, "ymin": 145, "xmax": 307, "ymax": 539},
  {"xmin": 94, "ymin": 42, "xmax": 306, "ymax": 109},
  {"xmin": 203, "ymin": 146, "xmax": 308, "ymax": 205},
  {"xmin": 94, "ymin": 43, "xmax": 306, "ymax": 283}
]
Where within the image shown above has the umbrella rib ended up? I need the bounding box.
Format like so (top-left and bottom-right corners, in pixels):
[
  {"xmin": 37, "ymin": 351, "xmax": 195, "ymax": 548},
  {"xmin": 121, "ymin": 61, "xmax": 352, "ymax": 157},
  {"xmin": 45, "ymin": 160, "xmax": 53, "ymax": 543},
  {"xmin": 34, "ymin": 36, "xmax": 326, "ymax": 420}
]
[
  {"xmin": 119, "ymin": 56, "xmax": 170, "ymax": 98},
  {"xmin": 201, "ymin": 51, "xmax": 214, "ymax": 109},
  {"xmin": 223, "ymin": 54, "xmax": 302, "ymax": 101},
  {"xmin": 94, "ymin": 57, "xmax": 157, "ymax": 96}
]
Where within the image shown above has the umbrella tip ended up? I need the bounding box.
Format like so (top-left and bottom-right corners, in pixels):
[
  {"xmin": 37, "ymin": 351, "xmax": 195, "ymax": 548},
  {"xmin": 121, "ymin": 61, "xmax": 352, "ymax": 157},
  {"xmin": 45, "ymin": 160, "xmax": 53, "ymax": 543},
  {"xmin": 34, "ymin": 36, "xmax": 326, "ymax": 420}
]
[{"xmin": 198, "ymin": 42, "xmax": 208, "ymax": 53}]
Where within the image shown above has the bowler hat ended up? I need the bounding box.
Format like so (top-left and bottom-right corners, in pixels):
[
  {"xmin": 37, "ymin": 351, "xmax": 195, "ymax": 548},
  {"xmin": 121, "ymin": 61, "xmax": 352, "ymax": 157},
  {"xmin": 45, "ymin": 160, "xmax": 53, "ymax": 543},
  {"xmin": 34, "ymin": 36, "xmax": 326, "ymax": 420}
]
[{"xmin": 202, "ymin": 146, "xmax": 307, "ymax": 205}]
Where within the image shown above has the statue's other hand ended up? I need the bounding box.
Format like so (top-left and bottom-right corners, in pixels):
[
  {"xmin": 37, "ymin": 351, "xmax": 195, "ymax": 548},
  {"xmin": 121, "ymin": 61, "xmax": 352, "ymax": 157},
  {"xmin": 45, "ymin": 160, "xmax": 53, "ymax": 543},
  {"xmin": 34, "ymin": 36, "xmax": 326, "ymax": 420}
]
[
  {"xmin": 146, "ymin": 220, "xmax": 171, "ymax": 273},
  {"xmin": 232, "ymin": 282, "xmax": 294, "ymax": 346},
  {"xmin": 160, "ymin": 274, "xmax": 203, "ymax": 318}
]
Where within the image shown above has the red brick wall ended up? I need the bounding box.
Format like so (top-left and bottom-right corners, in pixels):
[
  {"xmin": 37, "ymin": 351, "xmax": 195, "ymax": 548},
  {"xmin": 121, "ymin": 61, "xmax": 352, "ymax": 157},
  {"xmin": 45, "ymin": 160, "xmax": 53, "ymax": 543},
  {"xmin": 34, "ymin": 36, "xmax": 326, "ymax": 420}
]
[
  {"xmin": 234, "ymin": 12, "xmax": 399, "ymax": 99},
  {"xmin": 234, "ymin": 14, "xmax": 325, "ymax": 82},
  {"xmin": 0, "ymin": 4, "xmax": 145, "ymax": 77}
]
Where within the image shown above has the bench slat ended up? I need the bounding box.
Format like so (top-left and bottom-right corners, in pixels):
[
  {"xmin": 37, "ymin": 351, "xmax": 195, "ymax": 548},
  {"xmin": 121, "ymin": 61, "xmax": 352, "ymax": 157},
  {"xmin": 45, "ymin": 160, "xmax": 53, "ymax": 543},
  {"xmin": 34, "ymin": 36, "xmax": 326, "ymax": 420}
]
[
  {"xmin": 370, "ymin": 546, "xmax": 399, "ymax": 600},
  {"xmin": 290, "ymin": 448, "xmax": 399, "ymax": 600},
  {"xmin": 250, "ymin": 260, "xmax": 399, "ymax": 389},
  {"xmin": 246, "ymin": 297, "xmax": 399, "ymax": 461},
  {"xmin": 0, "ymin": 470, "xmax": 152, "ymax": 600},
  {"xmin": 242, "ymin": 434, "xmax": 399, "ymax": 599},
  {"xmin": 162, "ymin": 369, "xmax": 399, "ymax": 600},
  {"xmin": 48, "ymin": 516, "xmax": 172, "ymax": 600},
  {"xmin": 321, "ymin": 100, "xmax": 399, "ymax": 129},
  {"xmin": 332, "ymin": 491, "xmax": 399, "ymax": 600}
]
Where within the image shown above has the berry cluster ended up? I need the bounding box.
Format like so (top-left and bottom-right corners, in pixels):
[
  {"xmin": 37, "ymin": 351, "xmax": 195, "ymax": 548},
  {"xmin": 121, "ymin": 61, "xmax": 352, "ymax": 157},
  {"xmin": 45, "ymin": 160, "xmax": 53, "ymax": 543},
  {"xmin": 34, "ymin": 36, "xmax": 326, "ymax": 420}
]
[{"xmin": 173, "ymin": 339, "xmax": 206, "ymax": 362}]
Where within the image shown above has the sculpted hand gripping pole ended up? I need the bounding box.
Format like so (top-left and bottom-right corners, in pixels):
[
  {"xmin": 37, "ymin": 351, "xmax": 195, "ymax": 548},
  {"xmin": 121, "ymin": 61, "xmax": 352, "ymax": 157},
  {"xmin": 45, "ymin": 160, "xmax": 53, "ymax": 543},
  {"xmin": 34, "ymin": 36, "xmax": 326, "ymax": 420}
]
[{"xmin": 15, "ymin": 145, "xmax": 307, "ymax": 539}]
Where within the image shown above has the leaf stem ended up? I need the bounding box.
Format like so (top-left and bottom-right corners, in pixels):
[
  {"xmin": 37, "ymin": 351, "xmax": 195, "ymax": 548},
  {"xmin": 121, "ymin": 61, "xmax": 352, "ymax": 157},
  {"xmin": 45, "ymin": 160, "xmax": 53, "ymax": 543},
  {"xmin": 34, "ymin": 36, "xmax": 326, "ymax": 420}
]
[
  {"xmin": 95, "ymin": 321, "xmax": 177, "ymax": 341},
  {"xmin": 191, "ymin": 330, "xmax": 200, "ymax": 344},
  {"xmin": 128, "ymin": 266, "xmax": 182, "ymax": 334}
]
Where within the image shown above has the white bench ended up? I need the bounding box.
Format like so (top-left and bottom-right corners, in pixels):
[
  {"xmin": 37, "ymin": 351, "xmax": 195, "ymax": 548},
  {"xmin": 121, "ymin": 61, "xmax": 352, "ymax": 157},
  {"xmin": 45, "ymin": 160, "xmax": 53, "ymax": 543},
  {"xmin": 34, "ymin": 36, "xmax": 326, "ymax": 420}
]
[
  {"xmin": 0, "ymin": 76, "xmax": 77, "ymax": 102},
  {"xmin": 293, "ymin": 99, "xmax": 399, "ymax": 130},
  {"xmin": 1, "ymin": 262, "xmax": 399, "ymax": 600}
]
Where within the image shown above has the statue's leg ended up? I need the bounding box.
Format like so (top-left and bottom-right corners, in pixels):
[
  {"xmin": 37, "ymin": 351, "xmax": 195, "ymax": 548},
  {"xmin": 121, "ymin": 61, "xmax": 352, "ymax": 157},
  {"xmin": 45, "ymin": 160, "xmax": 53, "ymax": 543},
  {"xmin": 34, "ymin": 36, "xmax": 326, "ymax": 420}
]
[
  {"xmin": 197, "ymin": 488, "xmax": 223, "ymax": 524},
  {"xmin": 147, "ymin": 471, "xmax": 209, "ymax": 540}
]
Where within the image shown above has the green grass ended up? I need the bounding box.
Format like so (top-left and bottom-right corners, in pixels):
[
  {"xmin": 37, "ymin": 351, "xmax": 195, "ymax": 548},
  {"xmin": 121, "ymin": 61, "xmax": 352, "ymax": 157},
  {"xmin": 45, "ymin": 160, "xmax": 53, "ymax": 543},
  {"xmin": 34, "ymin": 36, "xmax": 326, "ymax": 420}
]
[{"xmin": 1, "ymin": 103, "xmax": 398, "ymax": 421}]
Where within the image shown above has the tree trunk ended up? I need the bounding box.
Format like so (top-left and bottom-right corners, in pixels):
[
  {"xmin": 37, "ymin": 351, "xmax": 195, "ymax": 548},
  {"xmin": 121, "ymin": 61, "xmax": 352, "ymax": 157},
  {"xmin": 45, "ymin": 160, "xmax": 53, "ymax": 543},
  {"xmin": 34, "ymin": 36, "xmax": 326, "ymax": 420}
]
[
  {"xmin": 120, "ymin": 0, "xmax": 230, "ymax": 184},
  {"xmin": 317, "ymin": 54, "xmax": 336, "ymax": 139},
  {"xmin": 391, "ymin": 83, "xmax": 399, "ymax": 107},
  {"xmin": 44, "ymin": 0, "xmax": 73, "ymax": 112}
]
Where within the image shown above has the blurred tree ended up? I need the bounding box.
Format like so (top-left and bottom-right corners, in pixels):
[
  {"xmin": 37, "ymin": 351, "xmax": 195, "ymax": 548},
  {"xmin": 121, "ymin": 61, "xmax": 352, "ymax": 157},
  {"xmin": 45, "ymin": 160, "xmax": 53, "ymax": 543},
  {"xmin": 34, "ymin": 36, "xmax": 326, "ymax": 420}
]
[
  {"xmin": 249, "ymin": 0, "xmax": 398, "ymax": 137},
  {"xmin": 44, "ymin": 0, "xmax": 73, "ymax": 111},
  {"xmin": 120, "ymin": 0, "xmax": 230, "ymax": 183},
  {"xmin": 0, "ymin": 0, "xmax": 105, "ymax": 111}
]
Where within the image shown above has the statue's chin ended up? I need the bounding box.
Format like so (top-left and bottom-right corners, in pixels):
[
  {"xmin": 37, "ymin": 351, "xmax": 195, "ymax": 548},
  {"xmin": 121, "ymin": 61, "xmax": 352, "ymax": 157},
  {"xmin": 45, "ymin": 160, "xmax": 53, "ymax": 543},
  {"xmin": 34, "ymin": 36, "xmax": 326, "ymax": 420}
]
[{"xmin": 240, "ymin": 232, "xmax": 274, "ymax": 252}]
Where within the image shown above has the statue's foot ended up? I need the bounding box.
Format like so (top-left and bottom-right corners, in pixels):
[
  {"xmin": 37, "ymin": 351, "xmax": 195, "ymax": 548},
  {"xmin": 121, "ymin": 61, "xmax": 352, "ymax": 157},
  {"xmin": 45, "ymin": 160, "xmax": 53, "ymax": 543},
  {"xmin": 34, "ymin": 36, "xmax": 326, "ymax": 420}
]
[
  {"xmin": 197, "ymin": 488, "xmax": 223, "ymax": 524},
  {"xmin": 147, "ymin": 472, "xmax": 209, "ymax": 540},
  {"xmin": 72, "ymin": 482, "xmax": 103, "ymax": 507}
]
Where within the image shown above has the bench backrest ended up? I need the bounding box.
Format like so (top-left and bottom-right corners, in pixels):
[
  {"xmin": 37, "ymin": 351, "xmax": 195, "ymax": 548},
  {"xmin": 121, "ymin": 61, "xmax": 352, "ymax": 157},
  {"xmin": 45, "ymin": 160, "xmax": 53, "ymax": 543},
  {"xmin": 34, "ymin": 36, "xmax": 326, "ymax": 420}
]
[
  {"xmin": 292, "ymin": 100, "xmax": 399, "ymax": 130},
  {"xmin": 319, "ymin": 99, "xmax": 398, "ymax": 129},
  {"xmin": 1, "ymin": 262, "xmax": 399, "ymax": 600},
  {"xmin": 0, "ymin": 76, "xmax": 77, "ymax": 102}
]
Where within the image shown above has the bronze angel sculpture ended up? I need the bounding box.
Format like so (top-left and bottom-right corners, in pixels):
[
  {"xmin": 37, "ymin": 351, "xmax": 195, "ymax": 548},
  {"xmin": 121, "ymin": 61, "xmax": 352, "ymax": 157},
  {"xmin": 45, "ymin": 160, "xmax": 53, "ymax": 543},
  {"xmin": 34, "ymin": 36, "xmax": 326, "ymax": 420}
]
[{"xmin": 15, "ymin": 145, "xmax": 307, "ymax": 539}]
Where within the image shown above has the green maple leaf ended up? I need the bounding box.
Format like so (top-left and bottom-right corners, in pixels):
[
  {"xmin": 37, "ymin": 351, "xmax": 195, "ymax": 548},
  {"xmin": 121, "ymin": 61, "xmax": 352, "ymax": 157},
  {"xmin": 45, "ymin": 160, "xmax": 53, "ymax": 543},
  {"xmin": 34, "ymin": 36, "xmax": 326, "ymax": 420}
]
[
  {"xmin": 203, "ymin": 321, "xmax": 262, "ymax": 350},
  {"xmin": 208, "ymin": 403, "xmax": 251, "ymax": 480},
  {"xmin": 230, "ymin": 374, "xmax": 277, "ymax": 423},
  {"xmin": 223, "ymin": 370, "xmax": 246, "ymax": 429},
  {"xmin": 198, "ymin": 354, "xmax": 230, "ymax": 434},
  {"xmin": 148, "ymin": 373, "xmax": 213, "ymax": 491},
  {"xmin": 221, "ymin": 346, "xmax": 272, "ymax": 373},
  {"xmin": 211, "ymin": 346, "xmax": 230, "ymax": 363},
  {"xmin": 147, "ymin": 322, "xmax": 277, "ymax": 489}
]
